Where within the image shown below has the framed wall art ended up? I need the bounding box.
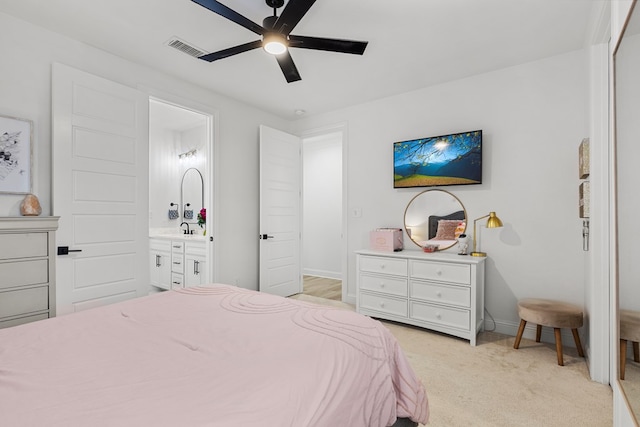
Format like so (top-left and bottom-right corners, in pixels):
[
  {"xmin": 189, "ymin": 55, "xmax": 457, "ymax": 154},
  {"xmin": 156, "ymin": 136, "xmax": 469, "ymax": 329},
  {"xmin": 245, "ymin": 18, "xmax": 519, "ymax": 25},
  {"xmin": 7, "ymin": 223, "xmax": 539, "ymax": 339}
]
[{"xmin": 0, "ymin": 115, "xmax": 32, "ymax": 194}]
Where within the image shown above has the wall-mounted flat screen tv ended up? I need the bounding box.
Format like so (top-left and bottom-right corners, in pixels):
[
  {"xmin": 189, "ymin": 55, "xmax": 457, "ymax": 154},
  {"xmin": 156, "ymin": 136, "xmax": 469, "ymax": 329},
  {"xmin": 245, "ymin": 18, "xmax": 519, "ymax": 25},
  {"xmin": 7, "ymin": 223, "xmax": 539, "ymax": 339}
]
[{"xmin": 393, "ymin": 130, "xmax": 482, "ymax": 188}]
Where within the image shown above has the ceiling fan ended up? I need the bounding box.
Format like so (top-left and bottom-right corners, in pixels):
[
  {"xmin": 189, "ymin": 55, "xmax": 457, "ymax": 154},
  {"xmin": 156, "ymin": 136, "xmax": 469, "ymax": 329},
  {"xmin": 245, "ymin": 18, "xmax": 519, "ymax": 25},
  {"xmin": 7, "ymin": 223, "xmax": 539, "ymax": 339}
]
[{"xmin": 191, "ymin": 0, "xmax": 369, "ymax": 83}]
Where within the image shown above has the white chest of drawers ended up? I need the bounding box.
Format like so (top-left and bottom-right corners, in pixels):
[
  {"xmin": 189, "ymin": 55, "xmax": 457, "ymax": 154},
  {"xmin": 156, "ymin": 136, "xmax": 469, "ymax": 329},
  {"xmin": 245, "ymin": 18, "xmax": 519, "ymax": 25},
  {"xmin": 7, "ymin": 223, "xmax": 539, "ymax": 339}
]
[
  {"xmin": 356, "ymin": 249, "xmax": 485, "ymax": 346},
  {"xmin": 0, "ymin": 217, "xmax": 59, "ymax": 329}
]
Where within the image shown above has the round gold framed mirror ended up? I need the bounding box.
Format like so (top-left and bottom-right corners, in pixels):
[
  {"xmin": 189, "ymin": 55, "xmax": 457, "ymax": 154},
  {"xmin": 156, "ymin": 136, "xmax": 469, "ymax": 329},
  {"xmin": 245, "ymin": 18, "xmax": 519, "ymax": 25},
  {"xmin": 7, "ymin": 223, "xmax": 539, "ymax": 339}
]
[{"xmin": 403, "ymin": 189, "xmax": 467, "ymax": 251}]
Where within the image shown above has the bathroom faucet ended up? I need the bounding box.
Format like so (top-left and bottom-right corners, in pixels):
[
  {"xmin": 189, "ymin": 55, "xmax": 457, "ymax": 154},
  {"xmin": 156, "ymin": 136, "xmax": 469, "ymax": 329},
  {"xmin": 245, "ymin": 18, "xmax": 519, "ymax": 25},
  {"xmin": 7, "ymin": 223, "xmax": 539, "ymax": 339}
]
[{"xmin": 180, "ymin": 222, "xmax": 190, "ymax": 235}]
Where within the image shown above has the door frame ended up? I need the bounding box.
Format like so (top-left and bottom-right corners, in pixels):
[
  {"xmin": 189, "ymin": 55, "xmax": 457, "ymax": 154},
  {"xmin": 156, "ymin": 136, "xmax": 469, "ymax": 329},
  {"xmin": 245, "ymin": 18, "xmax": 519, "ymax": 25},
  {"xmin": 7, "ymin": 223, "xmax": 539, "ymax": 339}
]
[
  {"xmin": 299, "ymin": 122, "xmax": 349, "ymax": 303},
  {"xmin": 143, "ymin": 87, "xmax": 219, "ymax": 284}
]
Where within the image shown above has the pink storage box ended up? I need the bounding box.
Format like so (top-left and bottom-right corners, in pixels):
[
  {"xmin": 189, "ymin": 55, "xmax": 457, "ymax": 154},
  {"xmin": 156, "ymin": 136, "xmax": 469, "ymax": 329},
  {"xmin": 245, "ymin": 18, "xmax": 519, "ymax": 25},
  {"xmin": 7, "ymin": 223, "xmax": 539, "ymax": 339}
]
[{"xmin": 370, "ymin": 228, "xmax": 404, "ymax": 252}]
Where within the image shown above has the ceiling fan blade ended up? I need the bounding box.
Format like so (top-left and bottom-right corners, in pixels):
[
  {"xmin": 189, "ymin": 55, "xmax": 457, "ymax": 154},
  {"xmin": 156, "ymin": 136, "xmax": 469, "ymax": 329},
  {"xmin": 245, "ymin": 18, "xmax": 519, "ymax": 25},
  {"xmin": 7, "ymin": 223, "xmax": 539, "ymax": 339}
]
[
  {"xmin": 198, "ymin": 40, "xmax": 262, "ymax": 62},
  {"xmin": 273, "ymin": 0, "xmax": 316, "ymax": 35},
  {"xmin": 275, "ymin": 51, "xmax": 302, "ymax": 83},
  {"xmin": 191, "ymin": 0, "xmax": 265, "ymax": 35},
  {"xmin": 289, "ymin": 35, "xmax": 368, "ymax": 55}
]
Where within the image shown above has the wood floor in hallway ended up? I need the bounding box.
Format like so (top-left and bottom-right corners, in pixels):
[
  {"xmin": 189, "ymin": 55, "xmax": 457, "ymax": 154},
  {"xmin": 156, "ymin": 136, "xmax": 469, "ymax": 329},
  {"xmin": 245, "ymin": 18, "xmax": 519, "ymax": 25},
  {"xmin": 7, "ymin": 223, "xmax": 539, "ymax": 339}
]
[{"xmin": 302, "ymin": 275, "xmax": 342, "ymax": 301}]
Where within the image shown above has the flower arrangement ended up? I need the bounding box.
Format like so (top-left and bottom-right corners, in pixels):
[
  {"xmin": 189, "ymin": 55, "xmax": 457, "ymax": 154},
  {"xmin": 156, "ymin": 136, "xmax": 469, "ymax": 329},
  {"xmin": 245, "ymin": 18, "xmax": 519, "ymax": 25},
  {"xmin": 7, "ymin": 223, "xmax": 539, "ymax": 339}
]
[{"xmin": 197, "ymin": 208, "xmax": 206, "ymax": 228}]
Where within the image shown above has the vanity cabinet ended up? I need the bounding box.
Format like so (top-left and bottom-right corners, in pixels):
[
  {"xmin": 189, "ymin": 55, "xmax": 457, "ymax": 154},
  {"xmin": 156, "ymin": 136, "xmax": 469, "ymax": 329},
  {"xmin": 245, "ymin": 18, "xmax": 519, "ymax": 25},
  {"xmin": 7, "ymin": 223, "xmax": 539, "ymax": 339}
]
[
  {"xmin": 356, "ymin": 249, "xmax": 485, "ymax": 346},
  {"xmin": 184, "ymin": 241, "xmax": 206, "ymax": 287},
  {"xmin": 0, "ymin": 217, "xmax": 59, "ymax": 329},
  {"xmin": 149, "ymin": 237, "xmax": 206, "ymax": 291},
  {"xmin": 149, "ymin": 239, "xmax": 172, "ymax": 290}
]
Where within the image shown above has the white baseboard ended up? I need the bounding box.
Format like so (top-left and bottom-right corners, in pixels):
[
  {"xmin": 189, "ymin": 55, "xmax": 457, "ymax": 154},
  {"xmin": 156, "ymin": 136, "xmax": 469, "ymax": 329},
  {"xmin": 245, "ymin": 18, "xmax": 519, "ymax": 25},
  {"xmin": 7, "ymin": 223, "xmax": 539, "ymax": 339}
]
[
  {"xmin": 486, "ymin": 318, "xmax": 583, "ymax": 349},
  {"xmin": 303, "ymin": 268, "xmax": 342, "ymax": 280}
]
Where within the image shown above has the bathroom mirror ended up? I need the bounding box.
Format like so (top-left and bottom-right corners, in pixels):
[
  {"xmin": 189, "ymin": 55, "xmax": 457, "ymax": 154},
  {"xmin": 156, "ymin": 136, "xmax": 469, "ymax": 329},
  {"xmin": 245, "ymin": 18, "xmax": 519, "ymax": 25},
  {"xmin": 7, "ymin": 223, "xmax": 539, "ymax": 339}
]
[
  {"xmin": 404, "ymin": 189, "xmax": 467, "ymax": 251},
  {"xmin": 615, "ymin": 1, "xmax": 640, "ymax": 420},
  {"xmin": 180, "ymin": 167, "xmax": 204, "ymax": 223}
]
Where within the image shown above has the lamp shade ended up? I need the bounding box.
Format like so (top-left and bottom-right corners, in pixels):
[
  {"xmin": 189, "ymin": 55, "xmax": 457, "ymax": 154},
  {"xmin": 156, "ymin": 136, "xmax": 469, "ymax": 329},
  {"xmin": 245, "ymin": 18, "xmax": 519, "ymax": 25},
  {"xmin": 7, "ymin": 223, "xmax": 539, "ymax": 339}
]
[
  {"xmin": 485, "ymin": 212, "xmax": 503, "ymax": 229},
  {"xmin": 470, "ymin": 211, "xmax": 503, "ymax": 257}
]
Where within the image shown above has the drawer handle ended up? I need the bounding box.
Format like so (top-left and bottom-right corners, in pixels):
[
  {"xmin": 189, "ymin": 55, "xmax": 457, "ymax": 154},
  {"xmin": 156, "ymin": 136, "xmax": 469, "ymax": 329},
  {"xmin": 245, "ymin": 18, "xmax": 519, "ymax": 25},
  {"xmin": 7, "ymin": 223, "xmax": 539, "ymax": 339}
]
[
  {"xmin": 379, "ymin": 282, "xmax": 385, "ymax": 288},
  {"xmin": 173, "ymin": 261, "xmax": 181, "ymax": 265},
  {"xmin": 436, "ymin": 291, "xmax": 442, "ymax": 297},
  {"xmin": 436, "ymin": 313, "xmax": 442, "ymax": 319},
  {"xmin": 379, "ymin": 302, "xmax": 385, "ymax": 308},
  {"xmin": 380, "ymin": 263, "xmax": 386, "ymax": 269},
  {"xmin": 436, "ymin": 270, "xmax": 443, "ymax": 276}
]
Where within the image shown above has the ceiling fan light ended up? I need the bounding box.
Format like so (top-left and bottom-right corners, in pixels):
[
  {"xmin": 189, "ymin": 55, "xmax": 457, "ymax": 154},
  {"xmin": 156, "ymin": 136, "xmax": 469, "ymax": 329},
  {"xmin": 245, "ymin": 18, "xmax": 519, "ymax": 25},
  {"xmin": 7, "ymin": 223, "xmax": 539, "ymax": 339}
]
[{"xmin": 263, "ymin": 34, "xmax": 288, "ymax": 55}]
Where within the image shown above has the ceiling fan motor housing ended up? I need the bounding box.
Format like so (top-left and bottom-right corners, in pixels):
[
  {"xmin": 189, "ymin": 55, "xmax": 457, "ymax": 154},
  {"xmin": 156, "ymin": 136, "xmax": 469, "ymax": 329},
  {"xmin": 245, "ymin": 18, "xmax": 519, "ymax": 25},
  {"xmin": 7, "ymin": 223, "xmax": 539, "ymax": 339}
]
[
  {"xmin": 263, "ymin": 15, "xmax": 278, "ymax": 30},
  {"xmin": 266, "ymin": 0, "xmax": 285, "ymax": 9}
]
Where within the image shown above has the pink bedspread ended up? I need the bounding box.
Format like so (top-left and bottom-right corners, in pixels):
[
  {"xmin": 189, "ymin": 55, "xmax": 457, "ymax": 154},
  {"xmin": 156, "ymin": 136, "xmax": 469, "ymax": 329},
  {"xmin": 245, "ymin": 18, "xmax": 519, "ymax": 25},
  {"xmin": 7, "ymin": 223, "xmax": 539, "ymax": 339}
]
[{"xmin": 0, "ymin": 284, "xmax": 429, "ymax": 426}]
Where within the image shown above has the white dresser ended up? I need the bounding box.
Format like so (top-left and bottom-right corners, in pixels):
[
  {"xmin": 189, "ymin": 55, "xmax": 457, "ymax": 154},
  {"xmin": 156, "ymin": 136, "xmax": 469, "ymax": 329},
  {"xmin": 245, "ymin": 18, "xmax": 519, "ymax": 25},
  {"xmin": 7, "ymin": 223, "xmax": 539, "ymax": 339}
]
[
  {"xmin": 0, "ymin": 217, "xmax": 59, "ymax": 329},
  {"xmin": 356, "ymin": 249, "xmax": 485, "ymax": 346}
]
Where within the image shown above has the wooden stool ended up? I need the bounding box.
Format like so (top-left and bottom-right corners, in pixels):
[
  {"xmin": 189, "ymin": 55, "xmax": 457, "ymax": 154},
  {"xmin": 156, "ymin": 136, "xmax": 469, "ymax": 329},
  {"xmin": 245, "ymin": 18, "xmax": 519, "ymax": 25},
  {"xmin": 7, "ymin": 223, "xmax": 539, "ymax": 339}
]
[
  {"xmin": 513, "ymin": 298, "xmax": 584, "ymax": 366},
  {"xmin": 620, "ymin": 309, "xmax": 640, "ymax": 380}
]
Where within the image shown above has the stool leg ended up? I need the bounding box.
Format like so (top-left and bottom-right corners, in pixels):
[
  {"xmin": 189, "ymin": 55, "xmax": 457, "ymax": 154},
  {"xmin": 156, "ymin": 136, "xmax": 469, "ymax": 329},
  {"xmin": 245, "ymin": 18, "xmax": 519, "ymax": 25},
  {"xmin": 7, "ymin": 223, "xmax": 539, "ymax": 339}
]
[
  {"xmin": 514, "ymin": 319, "xmax": 526, "ymax": 349},
  {"xmin": 633, "ymin": 341, "xmax": 639, "ymax": 363},
  {"xmin": 571, "ymin": 328, "xmax": 584, "ymax": 357},
  {"xmin": 621, "ymin": 339, "xmax": 627, "ymax": 380},
  {"xmin": 536, "ymin": 325, "xmax": 542, "ymax": 343},
  {"xmin": 554, "ymin": 328, "xmax": 564, "ymax": 366}
]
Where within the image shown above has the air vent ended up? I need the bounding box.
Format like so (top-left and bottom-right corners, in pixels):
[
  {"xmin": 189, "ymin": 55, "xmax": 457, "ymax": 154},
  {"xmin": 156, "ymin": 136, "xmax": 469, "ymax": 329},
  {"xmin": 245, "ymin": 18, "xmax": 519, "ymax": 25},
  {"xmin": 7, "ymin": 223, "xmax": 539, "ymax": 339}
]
[{"xmin": 166, "ymin": 37, "xmax": 209, "ymax": 58}]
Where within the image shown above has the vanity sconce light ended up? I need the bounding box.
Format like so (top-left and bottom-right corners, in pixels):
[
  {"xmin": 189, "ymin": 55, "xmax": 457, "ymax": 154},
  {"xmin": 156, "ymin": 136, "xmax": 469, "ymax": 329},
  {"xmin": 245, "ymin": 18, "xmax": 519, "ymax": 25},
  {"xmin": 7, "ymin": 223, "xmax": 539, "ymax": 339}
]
[
  {"xmin": 178, "ymin": 149, "xmax": 197, "ymax": 160},
  {"xmin": 470, "ymin": 211, "xmax": 503, "ymax": 257}
]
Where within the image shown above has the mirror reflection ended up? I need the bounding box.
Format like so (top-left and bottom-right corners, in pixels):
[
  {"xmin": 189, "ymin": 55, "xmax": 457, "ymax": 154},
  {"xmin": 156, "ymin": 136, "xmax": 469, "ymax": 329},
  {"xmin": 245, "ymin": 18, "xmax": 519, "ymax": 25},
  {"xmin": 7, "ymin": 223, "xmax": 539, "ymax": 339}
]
[
  {"xmin": 616, "ymin": 2, "xmax": 640, "ymax": 420},
  {"xmin": 181, "ymin": 167, "xmax": 204, "ymax": 224},
  {"xmin": 404, "ymin": 189, "xmax": 467, "ymax": 251}
]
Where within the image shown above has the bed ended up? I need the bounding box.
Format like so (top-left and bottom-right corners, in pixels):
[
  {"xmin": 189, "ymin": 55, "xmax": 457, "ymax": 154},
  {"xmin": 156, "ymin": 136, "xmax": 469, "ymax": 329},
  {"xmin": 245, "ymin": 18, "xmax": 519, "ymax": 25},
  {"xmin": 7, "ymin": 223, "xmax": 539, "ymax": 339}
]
[
  {"xmin": 0, "ymin": 284, "xmax": 429, "ymax": 426},
  {"xmin": 418, "ymin": 210, "xmax": 466, "ymax": 249}
]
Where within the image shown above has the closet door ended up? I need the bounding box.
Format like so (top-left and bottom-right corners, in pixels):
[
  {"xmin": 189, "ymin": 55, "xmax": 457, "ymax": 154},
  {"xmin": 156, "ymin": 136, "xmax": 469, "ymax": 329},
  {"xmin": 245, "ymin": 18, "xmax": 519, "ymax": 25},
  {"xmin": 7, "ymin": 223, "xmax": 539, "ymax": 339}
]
[{"xmin": 52, "ymin": 63, "xmax": 149, "ymax": 315}]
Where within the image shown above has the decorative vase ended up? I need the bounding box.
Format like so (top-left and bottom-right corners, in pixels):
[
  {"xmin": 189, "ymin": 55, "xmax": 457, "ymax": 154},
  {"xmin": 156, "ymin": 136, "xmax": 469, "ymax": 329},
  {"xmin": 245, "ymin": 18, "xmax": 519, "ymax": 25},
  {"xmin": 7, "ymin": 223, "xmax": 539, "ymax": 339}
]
[{"xmin": 20, "ymin": 194, "xmax": 42, "ymax": 216}]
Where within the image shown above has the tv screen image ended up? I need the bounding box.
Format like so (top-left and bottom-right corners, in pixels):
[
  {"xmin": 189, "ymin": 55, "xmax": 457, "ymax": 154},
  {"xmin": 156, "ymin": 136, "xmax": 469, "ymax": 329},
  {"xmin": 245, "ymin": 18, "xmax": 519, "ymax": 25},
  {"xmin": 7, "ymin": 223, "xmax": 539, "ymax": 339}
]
[{"xmin": 393, "ymin": 130, "xmax": 482, "ymax": 188}]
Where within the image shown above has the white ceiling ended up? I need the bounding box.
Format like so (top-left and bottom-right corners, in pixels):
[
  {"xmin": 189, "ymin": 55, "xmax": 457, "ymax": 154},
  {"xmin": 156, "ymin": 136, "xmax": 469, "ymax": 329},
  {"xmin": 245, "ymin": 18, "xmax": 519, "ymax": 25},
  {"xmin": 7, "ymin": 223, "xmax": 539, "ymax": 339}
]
[{"xmin": 0, "ymin": 0, "xmax": 597, "ymax": 120}]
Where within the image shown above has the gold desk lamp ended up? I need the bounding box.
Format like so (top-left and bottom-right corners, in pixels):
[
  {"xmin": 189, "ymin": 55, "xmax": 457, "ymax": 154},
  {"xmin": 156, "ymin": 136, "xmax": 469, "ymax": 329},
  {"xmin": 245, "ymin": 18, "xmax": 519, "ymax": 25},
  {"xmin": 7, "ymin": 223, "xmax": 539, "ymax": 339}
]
[{"xmin": 470, "ymin": 211, "xmax": 503, "ymax": 257}]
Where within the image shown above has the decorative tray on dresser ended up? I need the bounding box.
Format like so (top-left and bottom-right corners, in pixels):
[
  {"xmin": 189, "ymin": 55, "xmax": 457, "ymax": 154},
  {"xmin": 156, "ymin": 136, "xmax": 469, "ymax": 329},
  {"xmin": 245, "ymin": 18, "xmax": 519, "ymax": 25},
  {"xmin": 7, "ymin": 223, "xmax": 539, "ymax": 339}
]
[{"xmin": 355, "ymin": 249, "xmax": 486, "ymax": 346}]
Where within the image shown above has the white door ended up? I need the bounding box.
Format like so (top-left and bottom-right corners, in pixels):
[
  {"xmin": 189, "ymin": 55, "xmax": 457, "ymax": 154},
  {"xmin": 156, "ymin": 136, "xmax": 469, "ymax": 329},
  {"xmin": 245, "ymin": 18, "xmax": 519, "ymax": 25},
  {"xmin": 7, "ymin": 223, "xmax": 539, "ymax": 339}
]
[
  {"xmin": 52, "ymin": 63, "xmax": 149, "ymax": 315},
  {"xmin": 259, "ymin": 125, "xmax": 302, "ymax": 297}
]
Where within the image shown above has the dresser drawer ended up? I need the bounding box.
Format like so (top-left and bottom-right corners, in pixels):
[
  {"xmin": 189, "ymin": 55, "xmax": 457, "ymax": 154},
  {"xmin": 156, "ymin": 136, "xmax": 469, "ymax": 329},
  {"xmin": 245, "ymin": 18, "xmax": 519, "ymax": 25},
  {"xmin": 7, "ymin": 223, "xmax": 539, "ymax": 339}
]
[
  {"xmin": 0, "ymin": 286, "xmax": 49, "ymax": 318},
  {"xmin": 0, "ymin": 233, "xmax": 48, "ymax": 260},
  {"xmin": 359, "ymin": 256, "xmax": 407, "ymax": 277},
  {"xmin": 360, "ymin": 273, "xmax": 407, "ymax": 297},
  {"xmin": 410, "ymin": 260, "xmax": 470, "ymax": 284},
  {"xmin": 0, "ymin": 259, "xmax": 48, "ymax": 291},
  {"xmin": 171, "ymin": 241, "xmax": 185, "ymax": 253},
  {"xmin": 410, "ymin": 280, "xmax": 470, "ymax": 308},
  {"xmin": 359, "ymin": 292, "xmax": 407, "ymax": 317},
  {"xmin": 410, "ymin": 301, "xmax": 470, "ymax": 330},
  {"xmin": 0, "ymin": 313, "xmax": 48, "ymax": 329},
  {"xmin": 171, "ymin": 272, "xmax": 184, "ymax": 289},
  {"xmin": 171, "ymin": 253, "xmax": 184, "ymax": 274}
]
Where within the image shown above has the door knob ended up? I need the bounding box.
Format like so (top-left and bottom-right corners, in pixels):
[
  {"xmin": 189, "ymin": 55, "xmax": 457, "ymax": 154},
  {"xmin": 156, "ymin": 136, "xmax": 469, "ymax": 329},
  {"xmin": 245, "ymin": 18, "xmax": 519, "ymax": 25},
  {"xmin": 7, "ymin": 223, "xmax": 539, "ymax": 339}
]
[{"xmin": 259, "ymin": 234, "xmax": 274, "ymax": 239}]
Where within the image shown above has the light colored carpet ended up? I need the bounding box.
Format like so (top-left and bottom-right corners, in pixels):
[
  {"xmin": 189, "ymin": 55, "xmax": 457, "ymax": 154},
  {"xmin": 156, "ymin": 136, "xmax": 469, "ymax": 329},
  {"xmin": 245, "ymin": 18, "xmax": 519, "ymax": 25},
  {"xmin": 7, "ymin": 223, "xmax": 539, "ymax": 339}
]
[{"xmin": 289, "ymin": 293, "xmax": 613, "ymax": 426}]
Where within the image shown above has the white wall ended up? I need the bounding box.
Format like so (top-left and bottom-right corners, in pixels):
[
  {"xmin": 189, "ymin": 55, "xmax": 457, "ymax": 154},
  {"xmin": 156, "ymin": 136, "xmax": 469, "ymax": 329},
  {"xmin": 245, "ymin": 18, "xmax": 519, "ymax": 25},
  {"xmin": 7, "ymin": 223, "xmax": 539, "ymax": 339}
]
[
  {"xmin": 293, "ymin": 49, "xmax": 589, "ymax": 337},
  {"xmin": 149, "ymin": 126, "xmax": 181, "ymax": 229},
  {"xmin": 303, "ymin": 132, "xmax": 342, "ymax": 279},
  {"xmin": 0, "ymin": 11, "xmax": 290, "ymax": 290}
]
